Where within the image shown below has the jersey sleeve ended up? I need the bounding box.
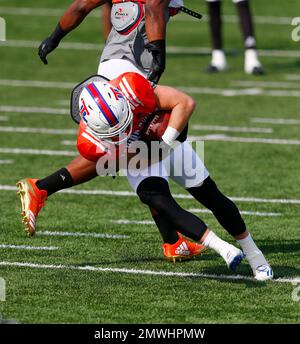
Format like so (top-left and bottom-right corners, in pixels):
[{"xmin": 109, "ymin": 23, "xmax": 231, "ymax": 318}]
[
  {"xmin": 76, "ymin": 121, "xmax": 107, "ymax": 162},
  {"xmin": 110, "ymin": 72, "xmax": 156, "ymax": 115}
]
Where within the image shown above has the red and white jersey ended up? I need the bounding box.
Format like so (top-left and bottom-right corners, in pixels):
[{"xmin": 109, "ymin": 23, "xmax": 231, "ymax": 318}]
[{"xmin": 77, "ymin": 72, "xmax": 156, "ymax": 162}]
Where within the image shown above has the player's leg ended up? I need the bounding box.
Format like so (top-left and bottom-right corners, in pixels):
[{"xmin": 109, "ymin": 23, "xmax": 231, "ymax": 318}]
[
  {"xmin": 135, "ymin": 176, "xmax": 244, "ymax": 270},
  {"xmin": 206, "ymin": 0, "xmax": 227, "ymax": 72},
  {"xmin": 168, "ymin": 141, "xmax": 273, "ymax": 280},
  {"xmin": 127, "ymin": 161, "xmax": 244, "ymax": 270},
  {"xmin": 17, "ymin": 155, "xmax": 97, "ymax": 236},
  {"xmin": 127, "ymin": 158, "xmax": 207, "ymax": 262},
  {"xmin": 188, "ymin": 177, "xmax": 273, "ymax": 280},
  {"xmin": 233, "ymin": 0, "xmax": 264, "ymax": 75}
]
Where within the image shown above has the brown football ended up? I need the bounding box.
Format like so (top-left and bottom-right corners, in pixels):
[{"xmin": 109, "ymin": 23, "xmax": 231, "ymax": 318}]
[{"xmin": 141, "ymin": 111, "xmax": 171, "ymax": 141}]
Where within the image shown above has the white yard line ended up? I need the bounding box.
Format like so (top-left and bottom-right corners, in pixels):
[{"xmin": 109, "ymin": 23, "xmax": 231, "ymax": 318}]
[
  {"xmin": 0, "ymin": 7, "xmax": 102, "ymax": 18},
  {"xmin": 61, "ymin": 140, "xmax": 75, "ymax": 146},
  {"xmin": 0, "ymin": 79, "xmax": 75, "ymax": 89},
  {"xmin": 0, "ymin": 244, "xmax": 58, "ymax": 251},
  {"xmin": 0, "ymin": 148, "xmax": 77, "ymax": 156},
  {"xmin": 0, "ymin": 106, "xmax": 69, "ymax": 115},
  {"xmin": 0, "ymin": 39, "xmax": 104, "ymax": 51},
  {"xmin": 1, "ymin": 185, "xmax": 300, "ymax": 205},
  {"xmin": 0, "ymin": 159, "xmax": 14, "ymax": 164},
  {"xmin": 285, "ymin": 74, "xmax": 300, "ymax": 81},
  {"xmin": 232, "ymin": 80, "xmax": 300, "ymax": 89},
  {"xmin": 180, "ymin": 86, "xmax": 300, "ymax": 97},
  {"xmin": 188, "ymin": 134, "xmax": 300, "ymax": 146},
  {"xmin": 0, "ymin": 7, "xmax": 293, "ymax": 25},
  {"xmin": 0, "ymin": 116, "xmax": 9, "ymax": 121},
  {"xmin": 191, "ymin": 125, "xmax": 273, "ymax": 134},
  {"xmin": 112, "ymin": 220, "xmax": 155, "ymax": 225},
  {"xmin": 2, "ymin": 78, "xmax": 300, "ymax": 98},
  {"xmin": 1, "ymin": 39, "xmax": 300, "ymax": 58},
  {"xmin": 2, "ymin": 83, "xmax": 300, "ymax": 98},
  {"xmin": 0, "ymin": 126, "xmax": 76, "ymax": 135},
  {"xmin": 0, "ymin": 261, "xmax": 299, "ymax": 284},
  {"xmin": 112, "ymin": 209, "xmax": 281, "ymax": 225},
  {"xmin": 259, "ymin": 49, "xmax": 300, "ymax": 58},
  {"xmin": 2, "ymin": 78, "xmax": 294, "ymax": 97},
  {"xmin": 189, "ymin": 209, "xmax": 281, "ymax": 217},
  {"xmin": 38, "ymin": 231, "xmax": 129, "ymax": 239},
  {"xmin": 251, "ymin": 118, "xmax": 300, "ymax": 125},
  {"xmin": 56, "ymin": 100, "xmax": 70, "ymax": 106}
]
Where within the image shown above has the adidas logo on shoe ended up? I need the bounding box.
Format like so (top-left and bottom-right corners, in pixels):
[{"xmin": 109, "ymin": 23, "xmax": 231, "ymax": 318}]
[{"xmin": 174, "ymin": 241, "xmax": 191, "ymax": 256}]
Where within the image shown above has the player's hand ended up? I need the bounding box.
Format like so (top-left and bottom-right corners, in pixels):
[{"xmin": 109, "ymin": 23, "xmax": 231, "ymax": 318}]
[
  {"xmin": 145, "ymin": 40, "xmax": 166, "ymax": 83},
  {"xmin": 38, "ymin": 37, "xmax": 59, "ymax": 65},
  {"xmin": 38, "ymin": 24, "xmax": 67, "ymax": 65}
]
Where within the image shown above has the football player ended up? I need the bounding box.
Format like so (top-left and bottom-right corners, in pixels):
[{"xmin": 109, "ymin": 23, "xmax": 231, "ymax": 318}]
[
  {"xmin": 206, "ymin": 0, "xmax": 264, "ymax": 74},
  {"xmin": 20, "ymin": 0, "xmax": 273, "ymax": 280},
  {"xmin": 70, "ymin": 71, "xmax": 247, "ymax": 271},
  {"xmin": 36, "ymin": 0, "xmax": 209, "ymax": 263}
]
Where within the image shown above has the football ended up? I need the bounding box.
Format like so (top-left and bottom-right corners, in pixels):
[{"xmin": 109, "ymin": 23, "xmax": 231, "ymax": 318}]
[{"xmin": 141, "ymin": 111, "xmax": 171, "ymax": 141}]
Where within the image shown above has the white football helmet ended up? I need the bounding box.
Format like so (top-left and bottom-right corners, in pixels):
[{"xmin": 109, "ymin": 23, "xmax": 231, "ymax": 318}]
[{"xmin": 79, "ymin": 81, "xmax": 133, "ymax": 144}]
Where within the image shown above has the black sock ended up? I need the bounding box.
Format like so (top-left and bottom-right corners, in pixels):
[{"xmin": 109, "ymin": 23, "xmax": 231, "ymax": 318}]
[
  {"xmin": 137, "ymin": 177, "xmax": 208, "ymax": 241},
  {"xmin": 36, "ymin": 168, "xmax": 74, "ymax": 197},
  {"xmin": 152, "ymin": 213, "xmax": 179, "ymax": 244},
  {"xmin": 208, "ymin": 0, "xmax": 223, "ymax": 50},
  {"xmin": 187, "ymin": 177, "xmax": 246, "ymax": 237},
  {"xmin": 236, "ymin": 0, "xmax": 256, "ymax": 49}
]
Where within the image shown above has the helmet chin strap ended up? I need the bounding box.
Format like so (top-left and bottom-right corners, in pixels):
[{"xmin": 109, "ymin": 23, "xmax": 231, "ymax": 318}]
[{"xmin": 103, "ymin": 122, "xmax": 133, "ymax": 146}]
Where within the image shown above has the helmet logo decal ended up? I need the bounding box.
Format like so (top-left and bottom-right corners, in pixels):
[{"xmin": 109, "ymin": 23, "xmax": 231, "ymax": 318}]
[
  {"xmin": 110, "ymin": 86, "xmax": 124, "ymax": 101},
  {"xmin": 80, "ymin": 98, "xmax": 90, "ymax": 122},
  {"xmin": 86, "ymin": 83, "xmax": 119, "ymax": 127}
]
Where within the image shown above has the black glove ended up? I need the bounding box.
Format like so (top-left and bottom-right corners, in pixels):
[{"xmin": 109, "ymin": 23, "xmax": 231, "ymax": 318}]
[
  {"xmin": 145, "ymin": 39, "xmax": 166, "ymax": 84},
  {"xmin": 38, "ymin": 24, "xmax": 67, "ymax": 65}
]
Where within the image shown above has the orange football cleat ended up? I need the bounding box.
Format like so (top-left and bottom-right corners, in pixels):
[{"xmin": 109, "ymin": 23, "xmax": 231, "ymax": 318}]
[
  {"xmin": 163, "ymin": 234, "xmax": 207, "ymax": 263},
  {"xmin": 16, "ymin": 178, "xmax": 47, "ymax": 236}
]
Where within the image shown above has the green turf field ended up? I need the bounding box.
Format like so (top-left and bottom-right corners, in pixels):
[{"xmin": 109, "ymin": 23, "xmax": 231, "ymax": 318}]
[{"xmin": 0, "ymin": 0, "xmax": 299, "ymax": 324}]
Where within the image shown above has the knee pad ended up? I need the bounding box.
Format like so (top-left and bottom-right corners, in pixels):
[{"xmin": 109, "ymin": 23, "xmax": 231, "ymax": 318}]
[{"xmin": 137, "ymin": 177, "xmax": 171, "ymax": 209}]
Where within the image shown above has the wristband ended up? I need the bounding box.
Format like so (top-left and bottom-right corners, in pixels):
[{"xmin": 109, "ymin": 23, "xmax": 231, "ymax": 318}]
[
  {"xmin": 50, "ymin": 24, "xmax": 67, "ymax": 45},
  {"xmin": 162, "ymin": 126, "xmax": 180, "ymax": 146}
]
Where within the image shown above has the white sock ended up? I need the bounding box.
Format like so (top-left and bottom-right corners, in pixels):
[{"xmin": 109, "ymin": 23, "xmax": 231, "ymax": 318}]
[
  {"xmin": 203, "ymin": 231, "xmax": 232, "ymax": 260},
  {"xmin": 237, "ymin": 233, "xmax": 268, "ymax": 272},
  {"xmin": 244, "ymin": 49, "xmax": 262, "ymax": 73},
  {"xmin": 211, "ymin": 50, "xmax": 227, "ymax": 70}
]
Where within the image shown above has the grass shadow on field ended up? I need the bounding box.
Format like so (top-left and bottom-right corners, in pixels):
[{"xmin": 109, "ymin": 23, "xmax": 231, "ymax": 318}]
[
  {"xmin": 271, "ymin": 265, "xmax": 300, "ymax": 279},
  {"xmin": 257, "ymin": 240, "xmax": 300, "ymax": 254}
]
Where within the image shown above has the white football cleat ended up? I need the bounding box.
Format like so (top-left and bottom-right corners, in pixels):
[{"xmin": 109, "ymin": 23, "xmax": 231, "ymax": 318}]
[
  {"xmin": 244, "ymin": 49, "xmax": 264, "ymax": 75},
  {"xmin": 254, "ymin": 264, "xmax": 274, "ymax": 281},
  {"xmin": 224, "ymin": 245, "xmax": 245, "ymax": 271},
  {"xmin": 207, "ymin": 49, "xmax": 228, "ymax": 73}
]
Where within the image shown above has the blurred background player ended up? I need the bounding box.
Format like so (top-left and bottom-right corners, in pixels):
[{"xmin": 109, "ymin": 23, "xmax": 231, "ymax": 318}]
[{"xmin": 206, "ymin": 0, "xmax": 264, "ymax": 75}]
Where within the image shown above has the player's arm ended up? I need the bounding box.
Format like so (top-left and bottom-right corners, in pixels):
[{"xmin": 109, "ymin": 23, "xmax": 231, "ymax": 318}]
[
  {"xmin": 153, "ymin": 85, "xmax": 196, "ymax": 146},
  {"xmin": 38, "ymin": 0, "xmax": 110, "ymax": 64},
  {"xmin": 145, "ymin": 0, "xmax": 170, "ymax": 83}
]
